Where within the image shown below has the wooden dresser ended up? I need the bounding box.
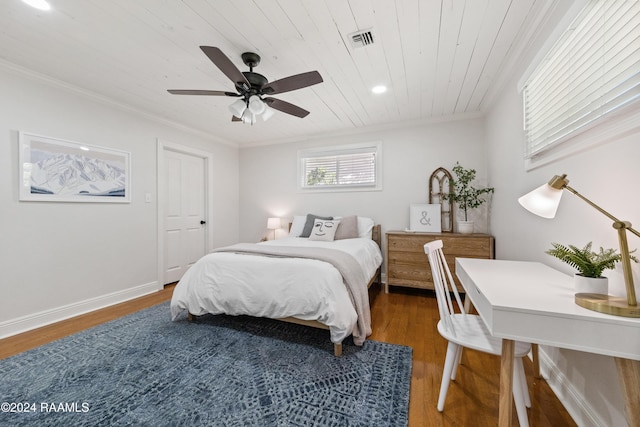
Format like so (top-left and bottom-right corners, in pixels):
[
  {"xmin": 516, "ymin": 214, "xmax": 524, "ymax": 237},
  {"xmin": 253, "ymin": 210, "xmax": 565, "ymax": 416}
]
[{"xmin": 385, "ymin": 231, "xmax": 494, "ymax": 293}]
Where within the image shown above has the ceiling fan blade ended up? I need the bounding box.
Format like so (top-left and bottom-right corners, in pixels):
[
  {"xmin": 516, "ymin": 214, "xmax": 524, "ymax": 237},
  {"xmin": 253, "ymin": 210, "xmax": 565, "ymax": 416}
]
[
  {"xmin": 264, "ymin": 97, "xmax": 310, "ymax": 118},
  {"xmin": 261, "ymin": 71, "xmax": 323, "ymax": 95},
  {"xmin": 167, "ymin": 89, "xmax": 239, "ymax": 96},
  {"xmin": 200, "ymin": 46, "xmax": 251, "ymax": 91}
]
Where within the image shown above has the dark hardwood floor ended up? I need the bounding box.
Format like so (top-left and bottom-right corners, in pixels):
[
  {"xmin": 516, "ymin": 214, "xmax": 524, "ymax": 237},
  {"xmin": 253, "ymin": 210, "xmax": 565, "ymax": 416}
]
[{"xmin": 1, "ymin": 283, "xmax": 576, "ymax": 426}]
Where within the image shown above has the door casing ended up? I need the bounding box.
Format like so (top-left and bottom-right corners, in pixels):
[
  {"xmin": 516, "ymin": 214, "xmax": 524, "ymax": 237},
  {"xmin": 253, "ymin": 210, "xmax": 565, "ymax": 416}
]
[{"xmin": 157, "ymin": 139, "xmax": 214, "ymax": 288}]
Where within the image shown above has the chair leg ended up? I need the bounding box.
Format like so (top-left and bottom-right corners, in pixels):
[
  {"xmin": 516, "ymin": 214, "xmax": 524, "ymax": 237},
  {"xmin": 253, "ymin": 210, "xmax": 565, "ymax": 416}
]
[
  {"xmin": 517, "ymin": 356, "xmax": 531, "ymax": 408},
  {"xmin": 513, "ymin": 357, "xmax": 530, "ymax": 427},
  {"xmin": 438, "ymin": 342, "xmax": 459, "ymax": 412},
  {"xmin": 451, "ymin": 345, "xmax": 463, "ymax": 380}
]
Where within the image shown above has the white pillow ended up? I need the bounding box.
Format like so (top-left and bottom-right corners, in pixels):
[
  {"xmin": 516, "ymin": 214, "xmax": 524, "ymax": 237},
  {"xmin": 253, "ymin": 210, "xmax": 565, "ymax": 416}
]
[
  {"xmin": 301, "ymin": 214, "xmax": 333, "ymax": 237},
  {"xmin": 288, "ymin": 215, "xmax": 307, "ymax": 237},
  {"xmin": 357, "ymin": 217, "xmax": 375, "ymax": 239},
  {"xmin": 308, "ymin": 218, "xmax": 341, "ymax": 241}
]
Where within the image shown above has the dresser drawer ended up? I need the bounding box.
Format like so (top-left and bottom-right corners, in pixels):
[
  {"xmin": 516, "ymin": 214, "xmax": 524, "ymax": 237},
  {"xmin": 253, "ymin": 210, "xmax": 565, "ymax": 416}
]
[
  {"xmin": 388, "ymin": 234, "xmax": 492, "ymax": 255},
  {"xmin": 385, "ymin": 231, "xmax": 494, "ymax": 292}
]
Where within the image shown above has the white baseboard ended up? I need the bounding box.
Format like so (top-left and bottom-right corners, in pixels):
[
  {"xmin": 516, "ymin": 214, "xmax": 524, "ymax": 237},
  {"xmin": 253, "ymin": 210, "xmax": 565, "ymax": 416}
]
[
  {"xmin": 0, "ymin": 281, "xmax": 160, "ymax": 339},
  {"xmin": 537, "ymin": 347, "xmax": 603, "ymax": 427}
]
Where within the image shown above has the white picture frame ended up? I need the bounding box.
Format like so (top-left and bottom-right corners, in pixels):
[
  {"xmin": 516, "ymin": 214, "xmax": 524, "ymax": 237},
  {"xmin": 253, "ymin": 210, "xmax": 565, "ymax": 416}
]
[
  {"xmin": 19, "ymin": 132, "xmax": 131, "ymax": 203},
  {"xmin": 409, "ymin": 203, "xmax": 441, "ymax": 232}
]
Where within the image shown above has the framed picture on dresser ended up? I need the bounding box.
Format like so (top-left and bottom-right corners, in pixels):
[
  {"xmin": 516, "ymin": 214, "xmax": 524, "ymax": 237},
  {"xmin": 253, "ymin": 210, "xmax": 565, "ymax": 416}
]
[{"xmin": 409, "ymin": 203, "xmax": 441, "ymax": 232}]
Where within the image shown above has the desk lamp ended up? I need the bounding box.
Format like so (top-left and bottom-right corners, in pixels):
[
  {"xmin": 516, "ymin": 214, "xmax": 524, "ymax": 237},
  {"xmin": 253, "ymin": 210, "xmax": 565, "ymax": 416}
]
[{"xmin": 518, "ymin": 174, "xmax": 640, "ymax": 317}]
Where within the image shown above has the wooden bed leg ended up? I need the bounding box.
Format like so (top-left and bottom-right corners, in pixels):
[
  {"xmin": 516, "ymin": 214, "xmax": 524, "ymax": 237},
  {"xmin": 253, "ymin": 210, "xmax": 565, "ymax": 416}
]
[
  {"xmin": 334, "ymin": 343, "xmax": 343, "ymax": 357},
  {"xmin": 187, "ymin": 313, "xmax": 195, "ymax": 322}
]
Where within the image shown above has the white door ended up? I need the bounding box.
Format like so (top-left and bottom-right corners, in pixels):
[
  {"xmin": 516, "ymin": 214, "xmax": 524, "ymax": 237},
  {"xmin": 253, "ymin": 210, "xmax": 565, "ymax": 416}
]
[{"xmin": 163, "ymin": 149, "xmax": 206, "ymax": 284}]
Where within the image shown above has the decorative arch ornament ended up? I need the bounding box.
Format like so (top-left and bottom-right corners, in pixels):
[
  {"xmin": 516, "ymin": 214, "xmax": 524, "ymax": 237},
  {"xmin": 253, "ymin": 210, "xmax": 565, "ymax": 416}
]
[{"xmin": 429, "ymin": 167, "xmax": 453, "ymax": 232}]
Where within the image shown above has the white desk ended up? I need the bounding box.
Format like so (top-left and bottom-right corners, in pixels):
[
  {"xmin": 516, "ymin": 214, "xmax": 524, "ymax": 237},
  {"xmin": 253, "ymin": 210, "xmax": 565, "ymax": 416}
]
[{"xmin": 455, "ymin": 258, "xmax": 640, "ymax": 427}]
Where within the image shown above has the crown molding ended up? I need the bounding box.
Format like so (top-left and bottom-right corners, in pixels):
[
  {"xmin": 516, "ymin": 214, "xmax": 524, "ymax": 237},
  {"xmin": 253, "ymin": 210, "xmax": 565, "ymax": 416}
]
[{"xmin": 0, "ymin": 59, "xmax": 238, "ymax": 148}]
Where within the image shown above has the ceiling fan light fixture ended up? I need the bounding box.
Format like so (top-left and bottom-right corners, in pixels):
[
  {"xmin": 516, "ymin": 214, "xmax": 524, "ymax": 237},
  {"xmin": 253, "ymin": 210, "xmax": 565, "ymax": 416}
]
[
  {"xmin": 229, "ymin": 98, "xmax": 247, "ymax": 118},
  {"xmin": 261, "ymin": 106, "xmax": 275, "ymax": 122},
  {"xmin": 241, "ymin": 109, "xmax": 256, "ymax": 125},
  {"xmin": 248, "ymin": 95, "xmax": 266, "ymax": 114}
]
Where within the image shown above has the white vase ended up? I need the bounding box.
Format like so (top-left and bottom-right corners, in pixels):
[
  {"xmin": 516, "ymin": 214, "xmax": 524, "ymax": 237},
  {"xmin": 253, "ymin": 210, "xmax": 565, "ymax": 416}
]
[
  {"xmin": 457, "ymin": 221, "xmax": 474, "ymax": 234},
  {"xmin": 574, "ymin": 274, "xmax": 608, "ymax": 295}
]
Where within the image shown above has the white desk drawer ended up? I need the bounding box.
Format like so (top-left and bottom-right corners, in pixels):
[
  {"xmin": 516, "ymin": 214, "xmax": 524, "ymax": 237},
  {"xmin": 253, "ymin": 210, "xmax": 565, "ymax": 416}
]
[{"xmin": 456, "ymin": 258, "xmax": 493, "ymax": 329}]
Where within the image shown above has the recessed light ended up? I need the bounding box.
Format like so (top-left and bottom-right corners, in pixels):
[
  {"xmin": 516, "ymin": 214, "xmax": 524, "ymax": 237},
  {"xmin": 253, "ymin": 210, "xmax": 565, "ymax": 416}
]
[
  {"xmin": 371, "ymin": 85, "xmax": 387, "ymax": 94},
  {"xmin": 21, "ymin": 0, "xmax": 52, "ymax": 11}
]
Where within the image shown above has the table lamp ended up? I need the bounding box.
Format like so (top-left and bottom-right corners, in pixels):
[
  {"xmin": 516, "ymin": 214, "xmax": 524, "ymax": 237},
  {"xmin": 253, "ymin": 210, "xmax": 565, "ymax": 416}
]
[
  {"xmin": 267, "ymin": 217, "xmax": 280, "ymax": 240},
  {"xmin": 518, "ymin": 174, "xmax": 640, "ymax": 317}
]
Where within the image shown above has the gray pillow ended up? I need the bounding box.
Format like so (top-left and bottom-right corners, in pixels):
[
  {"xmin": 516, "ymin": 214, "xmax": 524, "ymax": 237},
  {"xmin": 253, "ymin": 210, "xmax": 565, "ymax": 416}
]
[
  {"xmin": 334, "ymin": 215, "xmax": 359, "ymax": 240},
  {"xmin": 301, "ymin": 214, "xmax": 333, "ymax": 237}
]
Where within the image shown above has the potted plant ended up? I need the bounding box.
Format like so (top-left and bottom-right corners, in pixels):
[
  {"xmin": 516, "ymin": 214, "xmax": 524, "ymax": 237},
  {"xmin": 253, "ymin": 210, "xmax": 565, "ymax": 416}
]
[
  {"xmin": 442, "ymin": 162, "xmax": 494, "ymax": 234},
  {"xmin": 546, "ymin": 242, "xmax": 638, "ymax": 294}
]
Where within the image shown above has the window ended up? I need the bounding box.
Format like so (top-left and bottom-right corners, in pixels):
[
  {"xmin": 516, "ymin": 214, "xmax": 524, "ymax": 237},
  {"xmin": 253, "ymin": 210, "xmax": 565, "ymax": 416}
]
[
  {"xmin": 298, "ymin": 142, "xmax": 382, "ymax": 191},
  {"xmin": 521, "ymin": 0, "xmax": 640, "ymax": 166}
]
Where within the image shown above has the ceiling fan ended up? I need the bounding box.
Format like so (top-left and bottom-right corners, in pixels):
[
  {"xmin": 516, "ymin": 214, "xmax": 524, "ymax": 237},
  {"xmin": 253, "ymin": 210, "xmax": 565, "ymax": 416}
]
[{"xmin": 168, "ymin": 46, "xmax": 323, "ymax": 124}]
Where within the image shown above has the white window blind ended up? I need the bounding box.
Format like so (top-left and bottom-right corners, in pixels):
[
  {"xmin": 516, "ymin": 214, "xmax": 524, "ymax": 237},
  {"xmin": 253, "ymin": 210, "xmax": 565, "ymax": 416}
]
[
  {"xmin": 523, "ymin": 0, "xmax": 640, "ymax": 158},
  {"xmin": 299, "ymin": 143, "xmax": 381, "ymax": 191}
]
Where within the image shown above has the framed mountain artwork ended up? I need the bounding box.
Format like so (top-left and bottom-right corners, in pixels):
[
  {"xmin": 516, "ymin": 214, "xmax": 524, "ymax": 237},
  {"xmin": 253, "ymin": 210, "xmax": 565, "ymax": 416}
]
[{"xmin": 18, "ymin": 132, "xmax": 131, "ymax": 203}]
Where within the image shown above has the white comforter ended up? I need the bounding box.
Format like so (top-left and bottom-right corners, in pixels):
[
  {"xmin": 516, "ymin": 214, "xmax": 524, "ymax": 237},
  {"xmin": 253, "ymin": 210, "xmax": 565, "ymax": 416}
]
[{"xmin": 170, "ymin": 237, "xmax": 382, "ymax": 344}]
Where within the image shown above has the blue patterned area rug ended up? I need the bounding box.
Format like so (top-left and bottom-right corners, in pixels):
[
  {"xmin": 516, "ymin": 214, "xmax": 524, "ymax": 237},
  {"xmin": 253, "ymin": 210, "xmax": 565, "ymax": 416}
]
[{"xmin": 0, "ymin": 302, "xmax": 412, "ymax": 426}]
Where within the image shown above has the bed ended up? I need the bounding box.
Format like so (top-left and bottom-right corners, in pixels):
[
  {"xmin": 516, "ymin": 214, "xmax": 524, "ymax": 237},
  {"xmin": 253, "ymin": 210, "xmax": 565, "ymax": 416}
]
[{"xmin": 170, "ymin": 215, "xmax": 382, "ymax": 356}]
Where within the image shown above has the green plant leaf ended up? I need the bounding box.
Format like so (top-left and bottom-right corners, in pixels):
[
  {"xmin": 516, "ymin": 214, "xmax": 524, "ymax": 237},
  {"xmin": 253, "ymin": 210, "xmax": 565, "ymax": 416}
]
[
  {"xmin": 546, "ymin": 241, "xmax": 638, "ymax": 277},
  {"xmin": 441, "ymin": 162, "xmax": 494, "ymax": 221}
]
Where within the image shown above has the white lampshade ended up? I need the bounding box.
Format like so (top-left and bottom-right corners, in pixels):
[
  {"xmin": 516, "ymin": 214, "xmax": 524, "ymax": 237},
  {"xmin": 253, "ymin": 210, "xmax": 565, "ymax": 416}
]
[
  {"xmin": 241, "ymin": 109, "xmax": 256, "ymax": 124},
  {"xmin": 229, "ymin": 99, "xmax": 247, "ymax": 118},
  {"xmin": 267, "ymin": 217, "xmax": 280, "ymax": 229},
  {"xmin": 248, "ymin": 95, "xmax": 266, "ymax": 115},
  {"xmin": 261, "ymin": 105, "xmax": 275, "ymax": 122},
  {"xmin": 518, "ymin": 183, "xmax": 564, "ymax": 218},
  {"xmin": 21, "ymin": 0, "xmax": 51, "ymax": 10}
]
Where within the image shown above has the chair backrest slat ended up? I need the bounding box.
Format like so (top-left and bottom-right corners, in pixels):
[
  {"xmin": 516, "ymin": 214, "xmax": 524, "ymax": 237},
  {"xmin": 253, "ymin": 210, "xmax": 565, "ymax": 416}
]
[{"xmin": 424, "ymin": 240, "xmax": 467, "ymax": 336}]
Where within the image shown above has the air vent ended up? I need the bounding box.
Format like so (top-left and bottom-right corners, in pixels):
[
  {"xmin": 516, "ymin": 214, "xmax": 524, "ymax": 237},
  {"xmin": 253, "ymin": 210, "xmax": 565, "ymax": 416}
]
[{"xmin": 349, "ymin": 30, "xmax": 375, "ymax": 49}]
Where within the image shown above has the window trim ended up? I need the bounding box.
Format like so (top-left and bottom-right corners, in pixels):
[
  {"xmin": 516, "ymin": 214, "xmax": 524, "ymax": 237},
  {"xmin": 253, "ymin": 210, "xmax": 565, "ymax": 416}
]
[{"xmin": 297, "ymin": 142, "xmax": 382, "ymax": 193}]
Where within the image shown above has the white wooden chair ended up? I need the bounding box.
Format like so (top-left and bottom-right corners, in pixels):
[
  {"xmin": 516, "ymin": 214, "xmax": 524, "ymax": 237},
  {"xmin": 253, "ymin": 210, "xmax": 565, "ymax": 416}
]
[{"xmin": 424, "ymin": 240, "xmax": 532, "ymax": 427}]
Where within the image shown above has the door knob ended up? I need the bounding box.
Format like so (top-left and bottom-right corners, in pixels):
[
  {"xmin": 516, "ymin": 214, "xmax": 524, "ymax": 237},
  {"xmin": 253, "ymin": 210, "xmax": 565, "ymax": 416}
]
[{"xmin": 200, "ymin": 220, "xmax": 206, "ymax": 225}]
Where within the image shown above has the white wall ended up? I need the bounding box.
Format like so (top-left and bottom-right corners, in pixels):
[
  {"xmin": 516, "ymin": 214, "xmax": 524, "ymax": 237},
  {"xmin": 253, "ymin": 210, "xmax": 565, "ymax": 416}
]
[
  {"xmin": 238, "ymin": 116, "xmax": 489, "ymax": 247},
  {"xmin": 0, "ymin": 65, "xmax": 239, "ymax": 336},
  {"xmin": 485, "ymin": 5, "xmax": 639, "ymax": 426}
]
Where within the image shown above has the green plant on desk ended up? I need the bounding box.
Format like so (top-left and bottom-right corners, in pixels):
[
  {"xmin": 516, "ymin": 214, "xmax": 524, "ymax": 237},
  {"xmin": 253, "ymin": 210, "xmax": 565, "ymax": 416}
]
[{"xmin": 545, "ymin": 241, "xmax": 638, "ymax": 278}]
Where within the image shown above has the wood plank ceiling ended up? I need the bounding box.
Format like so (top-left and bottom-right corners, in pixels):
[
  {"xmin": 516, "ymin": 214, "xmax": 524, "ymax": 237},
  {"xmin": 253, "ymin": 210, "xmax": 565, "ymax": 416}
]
[{"xmin": 0, "ymin": 0, "xmax": 553, "ymax": 146}]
